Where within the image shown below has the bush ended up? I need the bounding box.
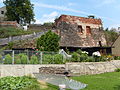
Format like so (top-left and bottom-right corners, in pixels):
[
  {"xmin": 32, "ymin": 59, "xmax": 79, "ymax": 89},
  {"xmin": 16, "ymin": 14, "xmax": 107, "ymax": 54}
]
[
  {"xmin": 71, "ymin": 49, "xmax": 111, "ymax": 62},
  {"xmin": 85, "ymin": 56, "xmax": 95, "ymax": 62},
  {"xmin": 37, "ymin": 30, "xmax": 60, "ymax": 52},
  {"xmin": 42, "ymin": 54, "xmax": 53, "ymax": 64},
  {"xmin": 71, "ymin": 52, "xmax": 80, "ymax": 62},
  {"xmin": 4, "ymin": 54, "xmax": 12, "ymax": 64},
  {"xmin": 71, "ymin": 50, "xmax": 89, "ymax": 62},
  {"xmin": 0, "ymin": 54, "xmax": 2, "ymax": 64},
  {"xmin": 80, "ymin": 54, "xmax": 89, "ymax": 62},
  {"xmin": 42, "ymin": 53, "xmax": 64, "ymax": 64},
  {"xmin": 15, "ymin": 54, "xmax": 28, "ymax": 64},
  {"xmin": 114, "ymin": 56, "xmax": 120, "ymax": 60},
  {"xmin": 30, "ymin": 55, "xmax": 39, "ymax": 64},
  {"xmin": 115, "ymin": 68, "xmax": 120, "ymax": 72},
  {"xmin": 53, "ymin": 54, "xmax": 64, "ymax": 64}
]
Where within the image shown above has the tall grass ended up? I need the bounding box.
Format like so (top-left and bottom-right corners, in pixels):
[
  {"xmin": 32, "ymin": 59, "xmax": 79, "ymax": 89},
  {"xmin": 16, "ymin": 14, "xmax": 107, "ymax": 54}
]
[{"xmin": 0, "ymin": 27, "xmax": 36, "ymax": 38}]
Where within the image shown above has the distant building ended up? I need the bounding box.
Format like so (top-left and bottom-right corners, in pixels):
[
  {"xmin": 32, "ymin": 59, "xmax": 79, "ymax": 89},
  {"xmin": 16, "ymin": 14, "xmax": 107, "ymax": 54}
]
[
  {"xmin": 0, "ymin": 6, "xmax": 20, "ymax": 28},
  {"xmin": 0, "ymin": 6, "xmax": 6, "ymax": 21},
  {"xmin": 112, "ymin": 35, "xmax": 120, "ymax": 56},
  {"xmin": 55, "ymin": 15, "xmax": 111, "ymax": 55}
]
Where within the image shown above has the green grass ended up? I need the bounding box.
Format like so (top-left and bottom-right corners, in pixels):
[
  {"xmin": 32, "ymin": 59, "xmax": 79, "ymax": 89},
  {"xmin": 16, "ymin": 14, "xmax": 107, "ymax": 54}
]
[
  {"xmin": 72, "ymin": 72, "xmax": 120, "ymax": 90},
  {"xmin": 0, "ymin": 27, "xmax": 41, "ymax": 38}
]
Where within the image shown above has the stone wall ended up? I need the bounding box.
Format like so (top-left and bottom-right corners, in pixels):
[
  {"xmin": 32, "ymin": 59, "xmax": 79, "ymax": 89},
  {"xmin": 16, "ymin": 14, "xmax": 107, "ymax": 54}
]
[
  {"xmin": 0, "ymin": 60, "xmax": 120, "ymax": 77},
  {"xmin": 66, "ymin": 60, "xmax": 120, "ymax": 75},
  {"xmin": 57, "ymin": 22, "xmax": 107, "ymax": 47},
  {"xmin": 0, "ymin": 32, "xmax": 45, "ymax": 46},
  {"xmin": 0, "ymin": 64, "xmax": 65, "ymax": 77}
]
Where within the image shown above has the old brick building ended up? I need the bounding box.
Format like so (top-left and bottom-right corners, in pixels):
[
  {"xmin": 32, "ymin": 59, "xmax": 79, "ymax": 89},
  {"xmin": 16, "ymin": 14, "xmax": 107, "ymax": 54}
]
[{"xmin": 55, "ymin": 15, "xmax": 111, "ymax": 55}]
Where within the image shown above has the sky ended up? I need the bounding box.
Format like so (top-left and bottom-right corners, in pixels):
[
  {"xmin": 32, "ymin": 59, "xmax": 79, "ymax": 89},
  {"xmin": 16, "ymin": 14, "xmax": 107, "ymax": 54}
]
[{"xmin": 0, "ymin": 0, "xmax": 120, "ymax": 29}]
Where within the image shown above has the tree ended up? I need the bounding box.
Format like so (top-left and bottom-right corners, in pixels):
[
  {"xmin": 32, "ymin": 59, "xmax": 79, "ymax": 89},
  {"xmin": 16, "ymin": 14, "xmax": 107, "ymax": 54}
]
[
  {"xmin": 104, "ymin": 28, "xmax": 119, "ymax": 46},
  {"xmin": 4, "ymin": 0, "xmax": 35, "ymax": 24},
  {"xmin": 37, "ymin": 30, "xmax": 60, "ymax": 52}
]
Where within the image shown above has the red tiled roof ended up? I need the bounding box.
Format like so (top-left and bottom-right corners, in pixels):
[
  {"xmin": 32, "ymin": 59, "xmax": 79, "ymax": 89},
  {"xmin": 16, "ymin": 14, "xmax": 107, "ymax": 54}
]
[{"xmin": 55, "ymin": 15, "xmax": 102, "ymax": 25}]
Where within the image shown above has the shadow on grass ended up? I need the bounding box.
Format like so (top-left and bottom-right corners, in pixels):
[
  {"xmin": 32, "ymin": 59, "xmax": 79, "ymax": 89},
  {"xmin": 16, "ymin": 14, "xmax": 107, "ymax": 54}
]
[{"xmin": 114, "ymin": 85, "xmax": 120, "ymax": 90}]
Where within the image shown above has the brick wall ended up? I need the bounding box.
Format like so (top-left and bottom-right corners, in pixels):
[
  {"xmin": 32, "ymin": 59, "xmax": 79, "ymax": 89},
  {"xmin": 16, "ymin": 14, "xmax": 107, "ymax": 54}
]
[{"xmin": 0, "ymin": 21, "xmax": 19, "ymax": 27}]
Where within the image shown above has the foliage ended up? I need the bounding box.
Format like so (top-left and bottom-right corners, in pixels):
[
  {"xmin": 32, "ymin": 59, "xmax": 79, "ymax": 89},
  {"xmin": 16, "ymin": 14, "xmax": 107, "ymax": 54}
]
[
  {"xmin": 42, "ymin": 53, "xmax": 64, "ymax": 64},
  {"xmin": 16, "ymin": 53, "xmax": 28, "ymax": 64},
  {"xmin": 53, "ymin": 54, "xmax": 64, "ymax": 64},
  {"xmin": 0, "ymin": 54, "xmax": 2, "ymax": 64},
  {"xmin": 71, "ymin": 49, "xmax": 110, "ymax": 62},
  {"xmin": 93, "ymin": 55, "xmax": 107, "ymax": 62},
  {"xmin": 4, "ymin": 54, "xmax": 12, "ymax": 64},
  {"xmin": 114, "ymin": 56, "xmax": 120, "ymax": 60},
  {"xmin": 71, "ymin": 52, "xmax": 80, "ymax": 62},
  {"xmin": 37, "ymin": 30, "xmax": 60, "ymax": 52},
  {"xmin": 30, "ymin": 55, "xmax": 39, "ymax": 64},
  {"xmin": 42, "ymin": 22, "xmax": 54, "ymax": 27},
  {"xmin": 104, "ymin": 28, "xmax": 119, "ymax": 46},
  {"xmin": 0, "ymin": 27, "xmax": 36, "ymax": 38},
  {"xmin": 72, "ymin": 72, "xmax": 120, "ymax": 90},
  {"xmin": 115, "ymin": 68, "xmax": 120, "ymax": 72},
  {"xmin": 4, "ymin": 0, "xmax": 35, "ymax": 24},
  {"xmin": 0, "ymin": 76, "xmax": 40, "ymax": 90},
  {"xmin": 71, "ymin": 49, "xmax": 89, "ymax": 62},
  {"xmin": 6, "ymin": 42, "xmax": 14, "ymax": 49}
]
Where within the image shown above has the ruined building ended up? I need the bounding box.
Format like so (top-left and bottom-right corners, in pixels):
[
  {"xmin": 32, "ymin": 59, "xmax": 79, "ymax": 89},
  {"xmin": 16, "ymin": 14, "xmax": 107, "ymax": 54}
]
[
  {"xmin": 55, "ymin": 15, "xmax": 111, "ymax": 55},
  {"xmin": 0, "ymin": 6, "xmax": 6, "ymax": 21},
  {"xmin": 0, "ymin": 6, "xmax": 19, "ymax": 28}
]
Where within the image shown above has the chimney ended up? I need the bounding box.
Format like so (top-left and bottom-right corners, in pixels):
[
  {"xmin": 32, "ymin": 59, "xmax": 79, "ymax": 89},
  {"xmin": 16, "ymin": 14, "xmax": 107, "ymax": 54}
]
[{"xmin": 88, "ymin": 15, "xmax": 95, "ymax": 19}]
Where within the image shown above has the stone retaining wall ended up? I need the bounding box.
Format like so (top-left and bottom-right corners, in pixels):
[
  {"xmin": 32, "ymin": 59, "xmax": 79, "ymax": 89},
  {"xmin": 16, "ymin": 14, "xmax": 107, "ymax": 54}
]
[
  {"xmin": 0, "ymin": 60, "xmax": 120, "ymax": 77},
  {"xmin": 0, "ymin": 32, "xmax": 44, "ymax": 45},
  {"xmin": 66, "ymin": 60, "xmax": 120, "ymax": 75},
  {"xmin": 0, "ymin": 64, "xmax": 65, "ymax": 77}
]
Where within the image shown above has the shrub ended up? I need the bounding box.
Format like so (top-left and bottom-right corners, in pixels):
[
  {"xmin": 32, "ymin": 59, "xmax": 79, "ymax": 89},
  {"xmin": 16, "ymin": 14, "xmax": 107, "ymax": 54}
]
[
  {"xmin": 4, "ymin": 54, "xmax": 12, "ymax": 64},
  {"xmin": 42, "ymin": 53, "xmax": 64, "ymax": 64},
  {"xmin": 85, "ymin": 56, "xmax": 95, "ymax": 62},
  {"xmin": 16, "ymin": 54, "xmax": 28, "ymax": 64},
  {"xmin": 37, "ymin": 30, "xmax": 60, "ymax": 52},
  {"xmin": 30, "ymin": 55, "xmax": 39, "ymax": 64},
  {"xmin": 42, "ymin": 54, "xmax": 53, "ymax": 64},
  {"xmin": 71, "ymin": 49, "xmax": 110, "ymax": 62},
  {"xmin": 115, "ymin": 68, "xmax": 120, "ymax": 72},
  {"xmin": 0, "ymin": 54, "xmax": 2, "ymax": 63},
  {"xmin": 114, "ymin": 56, "xmax": 120, "ymax": 60},
  {"xmin": 53, "ymin": 54, "xmax": 64, "ymax": 64},
  {"xmin": 71, "ymin": 52, "xmax": 80, "ymax": 62},
  {"xmin": 80, "ymin": 54, "xmax": 89, "ymax": 62},
  {"xmin": 71, "ymin": 50, "xmax": 89, "ymax": 62}
]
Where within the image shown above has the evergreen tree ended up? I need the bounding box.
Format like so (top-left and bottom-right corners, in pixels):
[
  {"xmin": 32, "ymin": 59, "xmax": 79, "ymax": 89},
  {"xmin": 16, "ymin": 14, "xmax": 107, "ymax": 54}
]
[{"xmin": 37, "ymin": 30, "xmax": 60, "ymax": 52}]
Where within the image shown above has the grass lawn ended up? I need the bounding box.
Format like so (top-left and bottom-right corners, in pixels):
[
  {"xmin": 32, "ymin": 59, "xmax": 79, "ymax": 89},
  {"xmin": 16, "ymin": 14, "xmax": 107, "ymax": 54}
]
[{"xmin": 72, "ymin": 72, "xmax": 120, "ymax": 90}]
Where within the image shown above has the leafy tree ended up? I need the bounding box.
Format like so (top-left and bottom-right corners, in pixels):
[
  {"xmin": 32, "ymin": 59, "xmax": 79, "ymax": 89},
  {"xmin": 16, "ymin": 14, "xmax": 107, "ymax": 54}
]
[
  {"xmin": 4, "ymin": 0, "xmax": 35, "ymax": 24},
  {"xmin": 37, "ymin": 30, "xmax": 60, "ymax": 52},
  {"xmin": 104, "ymin": 28, "xmax": 119, "ymax": 46}
]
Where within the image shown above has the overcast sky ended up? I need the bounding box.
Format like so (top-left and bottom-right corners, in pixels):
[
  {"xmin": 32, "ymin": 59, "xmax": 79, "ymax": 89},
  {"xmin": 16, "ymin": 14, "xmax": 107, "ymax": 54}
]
[{"xmin": 0, "ymin": 0, "xmax": 120, "ymax": 29}]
